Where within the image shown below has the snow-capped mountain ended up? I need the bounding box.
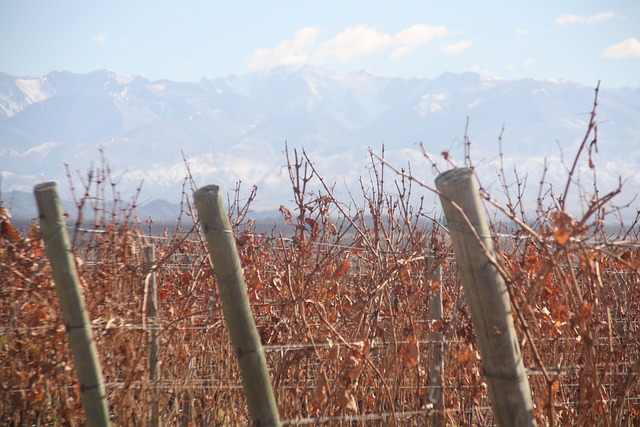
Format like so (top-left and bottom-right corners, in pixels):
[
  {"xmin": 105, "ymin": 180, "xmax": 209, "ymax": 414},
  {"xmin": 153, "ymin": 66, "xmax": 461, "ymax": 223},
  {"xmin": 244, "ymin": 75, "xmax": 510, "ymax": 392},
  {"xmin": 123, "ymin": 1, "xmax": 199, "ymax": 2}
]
[{"xmin": 1, "ymin": 67, "xmax": 638, "ymax": 218}]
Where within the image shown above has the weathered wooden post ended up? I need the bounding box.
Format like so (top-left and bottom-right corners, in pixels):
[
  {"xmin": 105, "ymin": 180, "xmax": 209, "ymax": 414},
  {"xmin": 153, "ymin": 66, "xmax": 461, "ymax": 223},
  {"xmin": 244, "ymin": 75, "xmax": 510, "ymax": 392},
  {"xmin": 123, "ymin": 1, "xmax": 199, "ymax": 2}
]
[
  {"xmin": 427, "ymin": 263, "xmax": 445, "ymax": 427},
  {"xmin": 34, "ymin": 182, "xmax": 111, "ymax": 427},
  {"xmin": 194, "ymin": 184, "xmax": 281, "ymax": 427},
  {"xmin": 143, "ymin": 245, "xmax": 160, "ymax": 427},
  {"xmin": 435, "ymin": 168, "xmax": 535, "ymax": 427}
]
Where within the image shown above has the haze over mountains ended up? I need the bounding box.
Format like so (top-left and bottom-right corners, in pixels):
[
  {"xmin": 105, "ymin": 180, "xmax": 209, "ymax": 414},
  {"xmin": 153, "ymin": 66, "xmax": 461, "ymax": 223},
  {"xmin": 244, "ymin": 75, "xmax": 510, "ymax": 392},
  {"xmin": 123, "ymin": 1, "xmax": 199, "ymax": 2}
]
[{"xmin": 1, "ymin": 66, "xmax": 639, "ymax": 220}]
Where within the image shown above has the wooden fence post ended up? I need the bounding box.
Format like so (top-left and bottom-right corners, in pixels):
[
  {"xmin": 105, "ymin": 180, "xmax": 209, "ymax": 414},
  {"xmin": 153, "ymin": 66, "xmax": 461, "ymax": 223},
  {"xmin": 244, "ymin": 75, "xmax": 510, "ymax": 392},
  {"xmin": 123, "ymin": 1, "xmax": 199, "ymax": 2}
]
[
  {"xmin": 194, "ymin": 185, "xmax": 281, "ymax": 427},
  {"xmin": 427, "ymin": 264, "xmax": 445, "ymax": 427},
  {"xmin": 435, "ymin": 168, "xmax": 536, "ymax": 427},
  {"xmin": 34, "ymin": 182, "xmax": 112, "ymax": 427},
  {"xmin": 143, "ymin": 245, "xmax": 160, "ymax": 427}
]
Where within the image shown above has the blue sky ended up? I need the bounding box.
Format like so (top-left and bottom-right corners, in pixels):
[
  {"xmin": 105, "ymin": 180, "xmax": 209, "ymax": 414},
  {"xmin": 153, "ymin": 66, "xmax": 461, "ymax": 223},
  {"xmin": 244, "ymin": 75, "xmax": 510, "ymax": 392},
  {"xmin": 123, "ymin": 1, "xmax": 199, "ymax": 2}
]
[{"xmin": 1, "ymin": 1, "xmax": 639, "ymax": 87}]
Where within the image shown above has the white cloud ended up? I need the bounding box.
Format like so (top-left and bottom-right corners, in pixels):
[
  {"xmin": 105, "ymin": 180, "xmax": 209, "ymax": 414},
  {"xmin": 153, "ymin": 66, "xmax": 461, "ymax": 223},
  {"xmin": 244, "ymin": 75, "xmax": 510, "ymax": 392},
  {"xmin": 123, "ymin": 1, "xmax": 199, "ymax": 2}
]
[
  {"xmin": 440, "ymin": 40, "xmax": 472, "ymax": 54},
  {"xmin": 393, "ymin": 24, "xmax": 447, "ymax": 46},
  {"xmin": 603, "ymin": 37, "xmax": 640, "ymax": 59},
  {"xmin": 315, "ymin": 25, "xmax": 392, "ymax": 62},
  {"xmin": 91, "ymin": 33, "xmax": 107, "ymax": 44},
  {"xmin": 316, "ymin": 24, "xmax": 446, "ymax": 62},
  {"xmin": 247, "ymin": 24, "xmax": 447, "ymax": 69},
  {"xmin": 523, "ymin": 58, "xmax": 536, "ymax": 68},
  {"xmin": 555, "ymin": 12, "xmax": 617, "ymax": 26},
  {"xmin": 390, "ymin": 46, "xmax": 414, "ymax": 59},
  {"xmin": 247, "ymin": 27, "xmax": 325, "ymax": 69},
  {"xmin": 515, "ymin": 28, "xmax": 528, "ymax": 36}
]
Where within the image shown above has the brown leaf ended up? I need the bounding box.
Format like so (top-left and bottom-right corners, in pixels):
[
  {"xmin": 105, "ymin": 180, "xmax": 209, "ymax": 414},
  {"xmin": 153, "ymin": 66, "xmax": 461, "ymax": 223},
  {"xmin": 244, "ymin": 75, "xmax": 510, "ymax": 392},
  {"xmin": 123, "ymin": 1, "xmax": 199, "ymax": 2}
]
[
  {"xmin": 279, "ymin": 205, "xmax": 292, "ymax": 223},
  {"xmin": 1, "ymin": 219, "xmax": 21, "ymax": 242},
  {"xmin": 305, "ymin": 217, "xmax": 319, "ymax": 233},
  {"xmin": 180, "ymin": 273, "xmax": 192, "ymax": 286},
  {"xmin": 327, "ymin": 280, "xmax": 339, "ymax": 299},
  {"xmin": 336, "ymin": 388, "xmax": 358, "ymax": 414},
  {"xmin": 457, "ymin": 343, "xmax": 477, "ymax": 363},
  {"xmin": 328, "ymin": 221, "xmax": 338, "ymax": 235},
  {"xmin": 328, "ymin": 345, "xmax": 339, "ymax": 362},
  {"xmin": 578, "ymin": 301, "xmax": 593, "ymax": 321},
  {"xmin": 236, "ymin": 233, "xmax": 251, "ymax": 246},
  {"xmin": 553, "ymin": 227, "xmax": 571, "ymax": 245},
  {"xmin": 404, "ymin": 338, "xmax": 420, "ymax": 366},
  {"xmin": 0, "ymin": 206, "xmax": 11, "ymax": 220},
  {"xmin": 324, "ymin": 261, "xmax": 335, "ymax": 278},
  {"xmin": 334, "ymin": 258, "xmax": 350, "ymax": 279},
  {"xmin": 400, "ymin": 266, "xmax": 412, "ymax": 286},
  {"xmin": 551, "ymin": 210, "xmax": 574, "ymax": 245},
  {"xmin": 308, "ymin": 376, "xmax": 328, "ymax": 414}
]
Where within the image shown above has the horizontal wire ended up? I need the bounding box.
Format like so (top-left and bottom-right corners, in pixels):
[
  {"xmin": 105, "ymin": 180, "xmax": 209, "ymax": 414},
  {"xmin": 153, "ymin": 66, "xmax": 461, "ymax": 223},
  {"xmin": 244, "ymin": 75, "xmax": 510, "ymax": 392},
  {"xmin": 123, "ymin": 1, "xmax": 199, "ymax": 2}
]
[
  {"xmin": 72, "ymin": 227, "xmax": 640, "ymax": 261},
  {"xmin": 6, "ymin": 322, "xmax": 638, "ymax": 347},
  {"xmin": 8, "ymin": 378, "xmax": 640, "ymax": 395},
  {"xmin": 4, "ymin": 319, "xmax": 639, "ymax": 335},
  {"xmin": 281, "ymin": 409, "xmax": 435, "ymax": 425}
]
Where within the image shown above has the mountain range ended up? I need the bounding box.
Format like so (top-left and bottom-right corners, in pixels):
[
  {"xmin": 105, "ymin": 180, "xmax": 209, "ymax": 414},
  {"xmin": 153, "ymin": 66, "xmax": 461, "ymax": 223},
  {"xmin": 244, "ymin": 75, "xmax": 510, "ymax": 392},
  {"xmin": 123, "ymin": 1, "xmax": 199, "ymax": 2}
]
[{"xmin": 1, "ymin": 66, "xmax": 639, "ymax": 220}]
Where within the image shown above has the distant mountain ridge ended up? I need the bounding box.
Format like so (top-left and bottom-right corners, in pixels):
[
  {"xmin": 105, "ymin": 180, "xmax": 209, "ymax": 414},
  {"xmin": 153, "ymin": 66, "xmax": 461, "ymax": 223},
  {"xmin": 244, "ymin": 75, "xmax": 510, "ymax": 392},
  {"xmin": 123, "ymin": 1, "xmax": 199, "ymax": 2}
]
[{"xmin": 1, "ymin": 67, "xmax": 639, "ymax": 219}]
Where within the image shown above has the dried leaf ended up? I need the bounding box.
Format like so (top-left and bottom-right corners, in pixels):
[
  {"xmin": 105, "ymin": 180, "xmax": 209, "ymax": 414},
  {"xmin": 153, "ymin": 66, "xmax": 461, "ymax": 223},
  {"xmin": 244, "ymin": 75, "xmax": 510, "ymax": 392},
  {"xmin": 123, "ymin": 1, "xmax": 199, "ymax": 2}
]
[
  {"xmin": 404, "ymin": 338, "xmax": 420, "ymax": 366},
  {"xmin": 551, "ymin": 210, "xmax": 574, "ymax": 245},
  {"xmin": 1, "ymin": 219, "xmax": 21, "ymax": 242},
  {"xmin": 279, "ymin": 205, "xmax": 292, "ymax": 223},
  {"xmin": 457, "ymin": 344, "xmax": 477, "ymax": 363},
  {"xmin": 180, "ymin": 273, "xmax": 192, "ymax": 286},
  {"xmin": 336, "ymin": 388, "xmax": 358, "ymax": 414},
  {"xmin": 0, "ymin": 206, "xmax": 11, "ymax": 220},
  {"xmin": 309, "ymin": 376, "xmax": 328, "ymax": 414},
  {"xmin": 553, "ymin": 227, "xmax": 571, "ymax": 245},
  {"xmin": 328, "ymin": 221, "xmax": 338, "ymax": 235},
  {"xmin": 327, "ymin": 280, "xmax": 339, "ymax": 299},
  {"xmin": 248, "ymin": 288, "xmax": 260, "ymax": 302},
  {"xmin": 334, "ymin": 258, "xmax": 350, "ymax": 279},
  {"xmin": 579, "ymin": 301, "xmax": 593, "ymax": 321},
  {"xmin": 324, "ymin": 263, "xmax": 334, "ymax": 279},
  {"xmin": 400, "ymin": 267, "xmax": 412, "ymax": 286},
  {"xmin": 328, "ymin": 345, "xmax": 339, "ymax": 362},
  {"xmin": 159, "ymin": 287, "xmax": 171, "ymax": 302},
  {"xmin": 236, "ymin": 233, "xmax": 251, "ymax": 246},
  {"xmin": 304, "ymin": 217, "xmax": 318, "ymax": 233}
]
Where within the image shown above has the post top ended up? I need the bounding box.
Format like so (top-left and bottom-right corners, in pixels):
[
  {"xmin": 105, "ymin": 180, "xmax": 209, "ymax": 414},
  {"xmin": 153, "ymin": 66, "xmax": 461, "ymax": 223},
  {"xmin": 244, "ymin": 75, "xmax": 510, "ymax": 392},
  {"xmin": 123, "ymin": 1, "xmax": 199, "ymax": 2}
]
[
  {"xmin": 33, "ymin": 182, "xmax": 58, "ymax": 193},
  {"xmin": 435, "ymin": 168, "xmax": 474, "ymax": 187},
  {"xmin": 194, "ymin": 184, "xmax": 221, "ymax": 200}
]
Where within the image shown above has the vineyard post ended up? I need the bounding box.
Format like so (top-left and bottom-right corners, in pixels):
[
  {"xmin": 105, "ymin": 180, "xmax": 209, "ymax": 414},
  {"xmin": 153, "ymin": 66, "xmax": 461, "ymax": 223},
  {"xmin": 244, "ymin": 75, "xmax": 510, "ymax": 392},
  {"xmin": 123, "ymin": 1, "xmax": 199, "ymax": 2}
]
[
  {"xmin": 427, "ymin": 263, "xmax": 445, "ymax": 427},
  {"xmin": 33, "ymin": 182, "xmax": 112, "ymax": 427},
  {"xmin": 143, "ymin": 245, "xmax": 159, "ymax": 427},
  {"xmin": 194, "ymin": 184, "xmax": 281, "ymax": 427},
  {"xmin": 435, "ymin": 168, "xmax": 536, "ymax": 427},
  {"xmin": 178, "ymin": 251, "xmax": 192, "ymax": 427}
]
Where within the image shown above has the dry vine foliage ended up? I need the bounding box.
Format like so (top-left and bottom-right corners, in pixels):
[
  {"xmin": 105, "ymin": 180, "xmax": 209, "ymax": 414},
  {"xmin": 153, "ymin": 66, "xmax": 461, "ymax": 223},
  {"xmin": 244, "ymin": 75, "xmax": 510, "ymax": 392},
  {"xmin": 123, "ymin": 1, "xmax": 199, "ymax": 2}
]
[
  {"xmin": 1, "ymin": 89, "xmax": 639, "ymax": 426},
  {"xmin": 483, "ymin": 88, "xmax": 640, "ymax": 426}
]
